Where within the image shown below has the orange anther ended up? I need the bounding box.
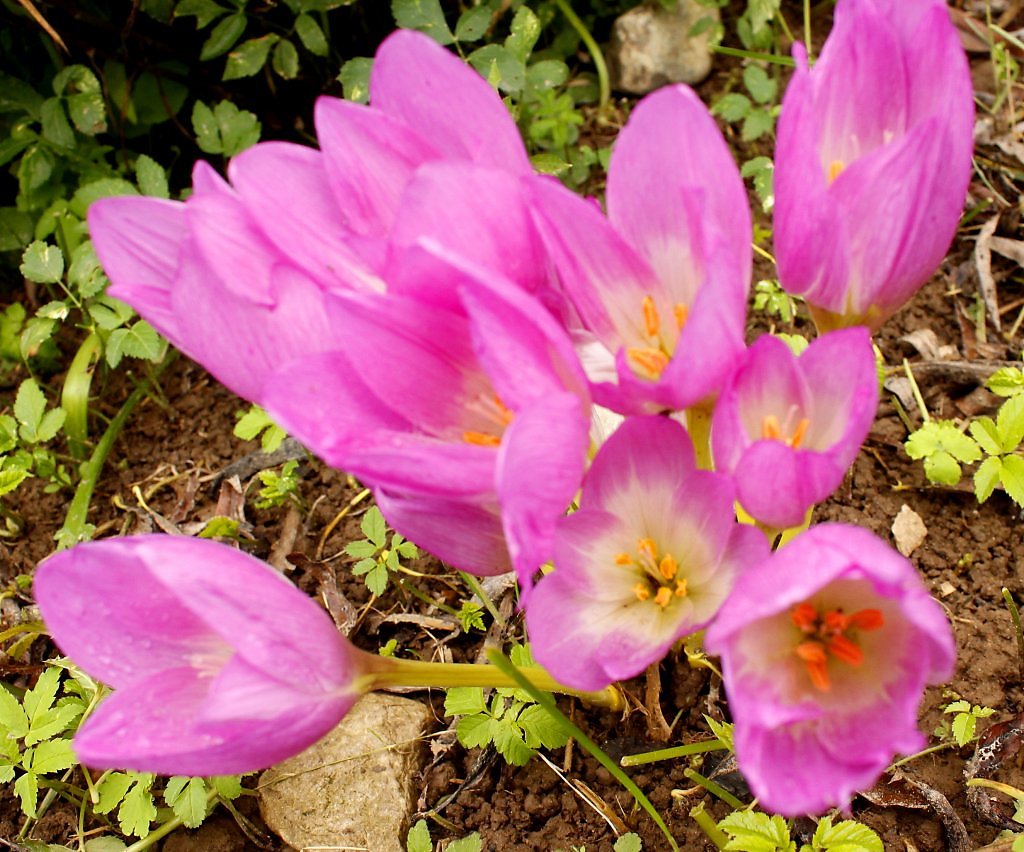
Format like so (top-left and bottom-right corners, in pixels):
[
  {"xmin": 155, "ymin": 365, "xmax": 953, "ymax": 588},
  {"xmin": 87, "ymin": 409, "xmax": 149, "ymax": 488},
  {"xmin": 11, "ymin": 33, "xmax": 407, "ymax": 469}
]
[
  {"xmin": 795, "ymin": 640, "xmax": 827, "ymax": 664},
  {"xmin": 791, "ymin": 602, "xmax": 818, "ymax": 631},
  {"xmin": 659, "ymin": 554, "xmax": 678, "ymax": 580},
  {"xmin": 828, "ymin": 160, "xmax": 845, "ymax": 183},
  {"xmin": 761, "ymin": 414, "xmax": 782, "ymax": 441},
  {"xmin": 627, "ymin": 347, "xmax": 670, "ymax": 380},
  {"xmin": 674, "ymin": 303, "xmax": 689, "ymax": 330},
  {"xmin": 642, "ymin": 295, "xmax": 660, "ymax": 339},
  {"xmin": 463, "ymin": 431, "xmax": 501, "ymax": 447},
  {"xmin": 615, "ymin": 552, "xmax": 634, "ymax": 566},
  {"xmin": 790, "ymin": 417, "xmax": 810, "ymax": 448},
  {"xmin": 492, "ymin": 395, "xmax": 514, "ymax": 426},
  {"xmin": 795, "ymin": 641, "xmax": 831, "ymax": 691},
  {"xmin": 633, "ymin": 582, "xmax": 651, "ymax": 602},
  {"xmin": 637, "ymin": 538, "xmax": 658, "ymax": 561},
  {"xmin": 848, "ymin": 609, "xmax": 884, "ymax": 631},
  {"xmin": 826, "ymin": 634, "xmax": 864, "ymax": 667},
  {"xmin": 675, "ymin": 578, "xmax": 689, "ymax": 598},
  {"xmin": 823, "ymin": 610, "xmax": 850, "ymax": 633},
  {"xmin": 654, "ymin": 586, "xmax": 673, "ymax": 609}
]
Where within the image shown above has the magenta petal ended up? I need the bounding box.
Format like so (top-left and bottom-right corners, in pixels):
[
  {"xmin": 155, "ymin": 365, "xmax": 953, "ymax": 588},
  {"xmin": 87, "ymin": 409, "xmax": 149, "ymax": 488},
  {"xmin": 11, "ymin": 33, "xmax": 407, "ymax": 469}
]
[
  {"xmin": 735, "ymin": 442, "xmax": 843, "ymax": 530},
  {"xmin": 371, "ymin": 30, "xmax": 531, "ymax": 174},
  {"xmin": 314, "ymin": 97, "xmax": 434, "ymax": 236},
  {"xmin": 496, "ymin": 393, "xmax": 590, "ymax": 590},
  {"xmin": 374, "ymin": 489, "xmax": 512, "ymax": 576}
]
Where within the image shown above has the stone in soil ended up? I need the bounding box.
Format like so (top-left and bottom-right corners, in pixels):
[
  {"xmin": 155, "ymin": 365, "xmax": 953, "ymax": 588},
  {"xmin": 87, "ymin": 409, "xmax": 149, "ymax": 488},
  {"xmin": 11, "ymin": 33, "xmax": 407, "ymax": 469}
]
[{"xmin": 258, "ymin": 693, "xmax": 434, "ymax": 852}]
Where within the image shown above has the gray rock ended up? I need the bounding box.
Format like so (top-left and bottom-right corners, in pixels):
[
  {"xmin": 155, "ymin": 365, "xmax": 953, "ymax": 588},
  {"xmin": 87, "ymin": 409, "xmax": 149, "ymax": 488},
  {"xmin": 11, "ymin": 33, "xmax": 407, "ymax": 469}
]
[
  {"xmin": 258, "ymin": 693, "xmax": 434, "ymax": 852},
  {"xmin": 609, "ymin": 0, "xmax": 719, "ymax": 94}
]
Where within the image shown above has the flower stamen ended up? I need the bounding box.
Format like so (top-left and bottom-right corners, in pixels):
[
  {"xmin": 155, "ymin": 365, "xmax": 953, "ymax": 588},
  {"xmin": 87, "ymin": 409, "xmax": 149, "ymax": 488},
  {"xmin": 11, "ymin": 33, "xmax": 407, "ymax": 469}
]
[
  {"xmin": 789, "ymin": 602, "xmax": 884, "ymax": 692},
  {"xmin": 626, "ymin": 347, "xmax": 670, "ymax": 380},
  {"xmin": 828, "ymin": 160, "xmax": 845, "ymax": 183}
]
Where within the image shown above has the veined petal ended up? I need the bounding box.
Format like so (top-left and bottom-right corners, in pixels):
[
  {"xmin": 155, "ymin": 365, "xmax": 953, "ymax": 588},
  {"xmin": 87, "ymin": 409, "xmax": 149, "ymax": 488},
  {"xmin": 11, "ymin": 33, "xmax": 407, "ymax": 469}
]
[{"xmin": 371, "ymin": 30, "xmax": 531, "ymax": 174}]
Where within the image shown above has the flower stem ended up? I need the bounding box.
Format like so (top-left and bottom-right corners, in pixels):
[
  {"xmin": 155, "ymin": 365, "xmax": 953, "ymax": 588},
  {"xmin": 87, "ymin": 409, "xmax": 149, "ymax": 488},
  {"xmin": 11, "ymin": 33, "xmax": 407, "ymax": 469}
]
[
  {"xmin": 689, "ymin": 802, "xmax": 729, "ymax": 851},
  {"xmin": 685, "ymin": 404, "xmax": 715, "ymax": 471},
  {"xmin": 61, "ymin": 332, "xmax": 100, "ymax": 460},
  {"xmin": 551, "ymin": 0, "xmax": 611, "ymax": 113},
  {"xmin": 361, "ymin": 650, "xmax": 623, "ymax": 711},
  {"xmin": 683, "ymin": 768, "xmax": 746, "ymax": 810},
  {"xmin": 621, "ymin": 738, "xmax": 725, "ymax": 767}
]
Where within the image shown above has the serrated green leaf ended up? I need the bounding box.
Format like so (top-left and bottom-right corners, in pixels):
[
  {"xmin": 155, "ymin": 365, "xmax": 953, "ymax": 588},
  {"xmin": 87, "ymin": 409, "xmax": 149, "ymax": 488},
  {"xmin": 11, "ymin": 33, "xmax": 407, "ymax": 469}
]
[
  {"xmin": 396, "ymin": 540, "xmax": 419, "ymax": 558},
  {"xmin": 29, "ymin": 738, "xmax": 76, "ymax": 774},
  {"xmin": 407, "ymin": 818, "xmax": 432, "ymax": 852},
  {"xmin": 392, "ymin": 0, "xmax": 454, "ymax": 45},
  {"xmin": 20, "ymin": 241, "xmax": 64, "ymax": 284},
  {"xmin": 23, "ymin": 669, "xmax": 60, "ymax": 721},
  {"xmin": 24, "ymin": 700, "xmax": 79, "ymax": 745},
  {"xmin": 119, "ymin": 776, "xmax": 156, "ymax": 838},
  {"xmin": 224, "ymin": 34, "xmax": 279, "ymax": 80},
  {"xmin": 490, "ymin": 716, "xmax": 534, "ymax": 765},
  {"xmin": 996, "ymin": 394, "xmax": 1024, "ymax": 452},
  {"xmin": 951, "ymin": 712, "xmax": 975, "ymax": 746},
  {"xmin": 70, "ymin": 179, "xmax": 139, "ymax": 217},
  {"xmin": 923, "ymin": 450, "xmax": 961, "ymax": 486},
  {"xmin": 135, "ymin": 155, "xmax": 169, "ymax": 198},
  {"xmin": 351, "ymin": 557, "xmax": 377, "ymax": 576},
  {"xmin": 518, "ymin": 704, "xmax": 569, "ymax": 750},
  {"xmin": 704, "ymin": 715, "xmax": 735, "ymax": 753},
  {"xmin": 455, "ymin": 5, "xmax": 492, "ymax": 41},
  {"xmin": 15, "ymin": 379, "xmax": 46, "ymax": 443},
  {"xmin": 811, "ymin": 816, "xmax": 882, "ymax": 852},
  {"xmin": 105, "ymin": 321, "xmax": 164, "ymax": 368},
  {"xmin": 614, "ymin": 834, "xmax": 643, "ymax": 852},
  {"xmin": 191, "ymin": 100, "xmax": 261, "ymax": 156},
  {"xmin": 361, "ymin": 506, "xmax": 387, "ymax": 547},
  {"xmin": 741, "ymin": 108, "xmax": 774, "ymax": 141},
  {"xmin": 68, "ymin": 241, "xmax": 108, "ymax": 299},
  {"xmin": 1000, "ymin": 455, "xmax": 1024, "ymax": 507},
  {"xmin": 295, "ymin": 14, "xmax": 329, "ymax": 55},
  {"xmin": 201, "ymin": 12, "xmax": 247, "ymax": 60},
  {"xmin": 445, "ymin": 687, "xmax": 487, "ymax": 717},
  {"xmin": 456, "ymin": 713, "xmax": 493, "ymax": 749},
  {"xmin": 0, "ymin": 687, "xmax": 29, "ymax": 737},
  {"xmin": 175, "ymin": 0, "xmax": 227, "ymax": 27},
  {"xmin": 468, "ymin": 44, "xmax": 525, "ymax": 94},
  {"xmin": 743, "ymin": 65, "xmax": 776, "ymax": 103},
  {"xmin": 505, "ymin": 5, "xmax": 540, "ymax": 61},
  {"xmin": 84, "ymin": 837, "xmax": 128, "ymax": 852},
  {"xmin": 164, "ymin": 776, "xmax": 208, "ymax": 827},
  {"xmin": 15, "ymin": 770, "xmax": 38, "ymax": 818},
  {"xmin": 210, "ymin": 775, "xmax": 242, "ymax": 799},
  {"xmin": 970, "ymin": 418, "xmax": 1003, "ymax": 456},
  {"xmin": 338, "ymin": 57, "xmax": 372, "ymax": 103},
  {"xmin": 363, "ymin": 562, "xmax": 389, "ymax": 596},
  {"xmin": 40, "ymin": 98, "xmax": 75, "ymax": 149},
  {"xmin": 713, "ymin": 92, "xmax": 751, "ymax": 121},
  {"xmin": 987, "ymin": 367, "xmax": 1024, "ymax": 397},
  {"xmin": 273, "ymin": 39, "xmax": 300, "ymax": 79},
  {"xmin": 719, "ymin": 810, "xmax": 795, "ymax": 852},
  {"xmin": 446, "ymin": 835, "xmax": 483, "ymax": 852},
  {"xmin": 95, "ymin": 772, "xmax": 134, "ymax": 814},
  {"xmin": 975, "ymin": 455, "xmax": 1002, "ymax": 503},
  {"xmin": 344, "ymin": 539, "xmax": 379, "ymax": 558}
]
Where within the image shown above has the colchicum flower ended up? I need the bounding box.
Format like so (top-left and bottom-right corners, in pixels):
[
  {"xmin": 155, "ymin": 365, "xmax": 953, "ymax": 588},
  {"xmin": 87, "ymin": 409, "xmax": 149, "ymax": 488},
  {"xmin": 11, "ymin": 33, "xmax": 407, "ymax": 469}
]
[
  {"xmin": 526, "ymin": 416, "xmax": 769, "ymax": 690},
  {"xmin": 35, "ymin": 536, "xmax": 364, "ymax": 775},
  {"xmin": 711, "ymin": 328, "xmax": 879, "ymax": 530},
  {"xmin": 773, "ymin": 0, "xmax": 974, "ymax": 331},
  {"xmin": 527, "ymin": 85, "xmax": 751, "ymax": 415},
  {"xmin": 704, "ymin": 524, "xmax": 955, "ymax": 816}
]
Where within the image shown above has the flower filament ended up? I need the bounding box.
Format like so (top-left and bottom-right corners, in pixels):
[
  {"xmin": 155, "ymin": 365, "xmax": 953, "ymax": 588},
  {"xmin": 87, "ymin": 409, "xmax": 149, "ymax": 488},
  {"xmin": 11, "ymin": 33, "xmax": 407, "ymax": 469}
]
[
  {"xmin": 463, "ymin": 394, "xmax": 513, "ymax": 447},
  {"xmin": 761, "ymin": 413, "xmax": 810, "ymax": 448},
  {"xmin": 790, "ymin": 601, "xmax": 883, "ymax": 691},
  {"xmin": 626, "ymin": 294, "xmax": 689, "ymax": 381},
  {"xmin": 617, "ymin": 536, "xmax": 688, "ymax": 608}
]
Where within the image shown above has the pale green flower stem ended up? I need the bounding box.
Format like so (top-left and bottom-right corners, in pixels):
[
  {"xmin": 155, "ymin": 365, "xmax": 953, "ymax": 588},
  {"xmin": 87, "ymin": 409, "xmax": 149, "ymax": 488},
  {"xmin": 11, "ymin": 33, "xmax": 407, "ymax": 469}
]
[
  {"xmin": 685, "ymin": 404, "xmax": 715, "ymax": 471},
  {"xmin": 359, "ymin": 650, "xmax": 624, "ymax": 711}
]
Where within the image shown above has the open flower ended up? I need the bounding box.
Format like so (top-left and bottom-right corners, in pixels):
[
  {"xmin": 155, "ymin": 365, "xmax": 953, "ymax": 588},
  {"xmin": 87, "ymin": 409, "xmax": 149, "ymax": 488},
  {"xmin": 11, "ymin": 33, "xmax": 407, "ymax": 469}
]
[
  {"xmin": 527, "ymin": 85, "xmax": 751, "ymax": 415},
  {"xmin": 526, "ymin": 416, "xmax": 769, "ymax": 690},
  {"xmin": 35, "ymin": 536, "xmax": 364, "ymax": 776},
  {"xmin": 704, "ymin": 524, "xmax": 955, "ymax": 816},
  {"xmin": 711, "ymin": 328, "xmax": 878, "ymax": 530},
  {"xmin": 773, "ymin": 0, "xmax": 974, "ymax": 331}
]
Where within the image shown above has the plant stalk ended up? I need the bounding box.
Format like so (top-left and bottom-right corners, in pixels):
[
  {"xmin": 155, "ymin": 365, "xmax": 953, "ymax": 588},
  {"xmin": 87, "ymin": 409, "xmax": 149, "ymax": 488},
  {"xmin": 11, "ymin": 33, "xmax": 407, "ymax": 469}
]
[
  {"xmin": 552, "ymin": 0, "xmax": 611, "ymax": 113},
  {"xmin": 61, "ymin": 332, "xmax": 100, "ymax": 460},
  {"xmin": 621, "ymin": 738, "xmax": 725, "ymax": 767}
]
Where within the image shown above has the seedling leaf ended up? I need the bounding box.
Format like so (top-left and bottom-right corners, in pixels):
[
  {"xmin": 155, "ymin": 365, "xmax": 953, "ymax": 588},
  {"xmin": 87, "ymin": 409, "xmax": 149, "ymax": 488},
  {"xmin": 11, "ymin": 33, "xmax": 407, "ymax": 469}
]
[
  {"xmin": 0, "ymin": 687, "xmax": 29, "ymax": 737},
  {"xmin": 392, "ymin": 0, "xmax": 454, "ymax": 45},
  {"xmin": 987, "ymin": 367, "xmax": 1024, "ymax": 397},
  {"xmin": 20, "ymin": 241, "xmax": 64, "ymax": 284},
  {"xmin": 445, "ymin": 687, "xmax": 487, "ymax": 717},
  {"xmin": 164, "ymin": 776, "xmax": 209, "ymax": 828},
  {"xmin": 997, "ymin": 394, "xmax": 1024, "ymax": 452},
  {"xmin": 361, "ymin": 506, "xmax": 387, "ymax": 548},
  {"xmin": 447, "ymin": 835, "xmax": 483, "ymax": 852},
  {"xmin": 1000, "ymin": 455, "xmax": 1024, "ymax": 507},
  {"xmin": 718, "ymin": 810, "xmax": 795, "ymax": 851},
  {"xmin": 810, "ymin": 816, "xmax": 882, "ymax": 852},
  {"xmin": 975, "ymin": 456, "xmax": 1002, "ymax": 503},
  {"xmin": 970, "ymin": 418, "xmax": 1003, "ymax": 456},
  {"xmin": 29, "ymin": 738, "xmax": 76, "ymax": 773},
  {"xmin": 407, "ymin": 819, "xmax": 432, "ymax": 852}
]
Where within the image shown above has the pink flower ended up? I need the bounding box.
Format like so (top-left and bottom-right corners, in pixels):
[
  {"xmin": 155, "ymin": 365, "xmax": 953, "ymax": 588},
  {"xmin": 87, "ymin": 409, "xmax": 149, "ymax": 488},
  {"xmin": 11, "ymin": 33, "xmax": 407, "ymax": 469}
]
[
  {"xmin": 35, "ymin": 536, "xmax": 364, "ymax": 775},
  {"xmin": 526, "ymin": 416, "xmax": 768, "ymax": 690},
  {"xmin": 704, "ymin": 524, "xmax": 954, "ymax": 816},
  {"xmin": 711, "ymin": 328, "xmax": 879, "ymax": 530},
  {"xmin": 527, "ymin": 85, "xmax": 751, "ymax": 415},
  {"xmin": 87, "ymin": 29, "xmax": 532, "ymax": 404},
  {"xmin": 774, "ymin": 0, "xmax": 974, "ymax": 331}
]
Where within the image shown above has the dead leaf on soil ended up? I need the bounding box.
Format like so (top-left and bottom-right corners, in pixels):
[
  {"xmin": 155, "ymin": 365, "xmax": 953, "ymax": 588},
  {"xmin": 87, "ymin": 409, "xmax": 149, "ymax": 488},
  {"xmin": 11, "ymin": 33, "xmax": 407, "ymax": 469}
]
[
  {"xmin": 976, "ymin": 116, "xmax": 1024, "ymax": 167},
  {"xmin": 901, "ymin": 329, "xmax": 959, "ymax": 361},
  {"xmin": 965, "ymin": 712, "xmax": 1024, "ymax": 830},
  {"xmin": 976, "ymin": 216, "xmax": 1003, "ymax": 333},
  {"xmin": 892, "ymin": 505, "xmax": 928, "ymax": 557},
  {"xmin": 895, "ymin": 771, "xmax": 972, "ymax": 852}
]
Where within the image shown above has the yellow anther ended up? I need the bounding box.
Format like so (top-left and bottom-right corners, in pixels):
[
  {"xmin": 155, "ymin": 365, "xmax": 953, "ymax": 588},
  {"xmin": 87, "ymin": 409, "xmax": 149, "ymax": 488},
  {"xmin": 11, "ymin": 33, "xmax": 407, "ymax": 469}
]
[
  {"xmin": 761, "ymin": 414, "xmax": 782, "ymax": 441},
  {"xmin": 654, "ymin": 587, "xmax": 673, "ymax": 609},
  {"xmin": 463, "ymin": 431, "xmax": 501, "ymax": 447},
  {"xmin": 615, "ymin": 552, "xmax": 633, "ymax": 566},
  {"xmin": 637, "ymin": 538, "xmax": 658, "ymax": 562},
  {"xmin": 658, "ymin": 554, "xmax": 678, "ymax": 580},
  {"xmin": 674, "ymin": 578, "xmax": 688, "ymax": 598},
  {"xmin": 828, "ymin": 160, "xmax": 845, "ymax": 183},
  {"xmin": 673, "ymin": 303, "xmax": 689, "ymax": 330},
  {"xmin": 633, "ymin": 582, "xmax": 651, "ymax": 602},
  {"xmin": 627, "ymin": 347, "xmax": 670, "ymax": 380},
  {"xmin": 642, "ymin": 295, "xmax": 660, "ymax": 338},
  {"xmin": 790, "ymin": 417, "xmax": 810, "ymax": 449}
]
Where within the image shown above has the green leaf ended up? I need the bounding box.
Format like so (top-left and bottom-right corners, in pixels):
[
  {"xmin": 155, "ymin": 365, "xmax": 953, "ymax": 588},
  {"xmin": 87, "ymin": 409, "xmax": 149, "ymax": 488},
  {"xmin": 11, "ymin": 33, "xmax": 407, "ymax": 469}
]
[
  {"xmin": 199, "ymin": 516, "xmax": 240, "ymax": 539},
  {"xmin": 339, "ymin": 57, "xmax": 373, "ymax": 103},
  {"xmin": 704, "ymin": 715, "xmax": 735, "ymax": 753},
  {"xmin": 105, "ymin": 321, "xmax": 165, "ymax": 368},
  {"xmin": 273, "ymin": 39, "xmax": 300, "ymax": 79},
  {"xmin": 951, "ymin": 712, "xmax": 975, "ymax": 747},
  {"xmin": 1000, "ymin": 455, "xmax": 1024, "ymax": 507},
  {"xmin": 987, "ymin": 366, "xmax": 1024, "ymax": 397},
  {"xmin": 88, "ymin": 295, "xmax": 134, "ymax": 331},
  {"xmin": 175, "ymin": 0, "xmax": 228, "ymax": 28},
  {"xmin": 84, "ymin": 838, "xmax": 128, "ymax": 852},
  {"xmin": 164, "ymin": 776, "xmax": 208, "ymax": 828},
  {"xmin": 40, "ymin": 98, "xmax": 75, "ymax": 149},
  {"xmin": 446, "ymin": 835, "xmax": 483, "ymax": 852},
  {"xmin": 29, "ymin": 738, "xmax": 76, "ymax": 774},
  {"xmin": 20, "ymin": 241, "xmax": 64, "ymax": 284},
  {"xmin": 18, "ymin": 145, "xmax": 55, "ymax": 194},
  {"xmin": 392, "ymin": 0, "xmax": 454, "ymax": 45},
  {"xmin": 505, "ymin": 6, "xmax": 540, "ymax": 61},
  {"xmin": 614, "ymin": 834, "xmax": 643, "ymax": 852},
  {"xmin": 713, "ymin": 92, "xmax": 751, "ymax": 121},
  {"xmin": 455, "ymin": 5, "xmax": 492, "ymax": 41},
  {"xmin": 344, "ymin": 539, "xmax": 379, "ymax": 558},
  {"xmin": 526, "ymin": 59, "xmax": 569, "ymax": 91},
  {"xmin": 970, "ymin": 418, "xmax": 1003, "ymax": 456},
  {"xmin": 741, "ymin": 107, "xmax": 775, "ymax": 141},
  {"xmin": 718, "ymin": 810, "xmax": 795, "ymax": 852},
  {"xmin": 0, "ymin": 464, "xmax": 30, "ymax": 497},
  {"xmin": 70, "ymin": 179, "xmax": 139, "ymax": 217},
  {"xmin": 295, "ymin": 14, "xmax": 329, "ymax": 55},
  {"xmin": 200, "ymin": 12, "xmax": 247, "ymax": 60},
  {"xmin": 0, "ymin": 687, "xmax": 29, "ymax": 737},
  {"xmin": 923, "ymin": 450, "xmax": 962, "ymax": 486},
  {"xmin": 490, "ymin": 716, "xmax": 534, "ymax": 765},
  {"xmin": 24, "ymin": 700, "xmax": 80, "ymax": 746},
  {"xmin": 94, "ymin": 772, "xmax": 134, "ymax": 814},
  {"xmin": 135, "ymin": 155, "xmax": 169, "ymax": 198},
  {"xmin": 456, "ymin": 713, "xmax": 493, "ymax": 749},
  {"xmin": 210, "ymin": 775, "xmax": 242, "ymax": 799},
  {"xmin": 68, "ymin": 241, "xmax": 108, "ymax": 299},
  {"xmin": 407, "ymin": 819, "xmax": 432, "ymax": 852},
  {"xmin": 351, "ymin": 557, "xmax": 377, "ymax": 576},
  {"xmin": 975, "ymin": 455, "xmax": 1002, "ymax": 503},
  {"xmin": 15, "ymin": 378, "xmax": 64, "ymax": 444},
  {"xmin": 743, "ymin": 65, "xmax": 777, "ymax": 103},
  {"xmin": 445, "ymin": 686, "xmax": 487, "ymax": 717},
  {"xmin": 119, "ymin": 775, "xmax": 157, "ymax": 838},
  {"xmin": 361, "ymin": 506, "xmax": 388, "ymax": 548},
  {"xmin": 15, "ymin": 771, "xmax": 39, "ymax": 818},
  {"xmin": 0, "ymin": 207, "xmax": 33, "ymax": 251},
  {"xmin": 192, "ymin": 100, "xmax": 261, "ymax": 156},
  {"xmin": 224, "ymin": 34, "xmax": 279, "ymax": 80},
  {"xmin": 810, "ymin": 816, "xmax": 882, "ymax": 852},
  {"xmin": 55, "ymin": 66, "xmax": 108, "ymax": 135},
  {"xmin": 363, "ymin": 562, "xmax": 389, "ymax": 596},
  {"xmin": 996, "ymin": 394, "xmax": 1024, "ymax": 452},
  {"xmin": 23, "ymin": 668, "xmax": 60, "ymax": 727},
  {"xmin": 518, "ymin": 704, "xmax": 569, "ymax": 750},
  {"xmin": 468, "ymin": 44, "xmax": 525, "ymax": 94}
]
